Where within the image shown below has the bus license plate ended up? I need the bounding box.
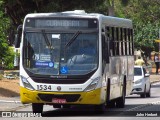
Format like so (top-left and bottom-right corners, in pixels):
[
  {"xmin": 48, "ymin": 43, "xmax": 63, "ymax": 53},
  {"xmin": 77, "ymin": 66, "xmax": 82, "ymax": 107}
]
[{"xmin": 52, "ymin": 98, "xmax": 66, "ymax": 103}]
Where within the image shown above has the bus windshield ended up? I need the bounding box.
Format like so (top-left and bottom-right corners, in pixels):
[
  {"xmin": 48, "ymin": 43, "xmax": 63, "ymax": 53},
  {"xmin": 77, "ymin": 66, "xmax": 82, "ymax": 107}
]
[{"xmin": 23, "ymin": 31, "xmax": 98, "ymax": 75}]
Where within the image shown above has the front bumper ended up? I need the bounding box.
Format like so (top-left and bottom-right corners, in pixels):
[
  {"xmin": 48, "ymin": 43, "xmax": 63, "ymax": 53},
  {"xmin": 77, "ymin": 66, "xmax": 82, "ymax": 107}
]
[
  {"xmin": 20, "ymin": 87, "xmax": 103, "ymax": 105},
  {"xmin": 131, "ymin": 83, "xmax": 145, "ymax": 94}
]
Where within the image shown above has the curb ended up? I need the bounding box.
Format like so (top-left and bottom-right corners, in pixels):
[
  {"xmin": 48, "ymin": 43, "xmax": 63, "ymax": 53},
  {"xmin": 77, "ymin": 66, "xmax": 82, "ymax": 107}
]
[
  {"xmin": 151, "ymin": 81, "xmax": 160, "ymax": 84},
  {"xmin": 7, "ymin": 104, "xmax": 31, "ymax": 111},
  {"xmin": 0, "ymin": 100, "xmax": 21, "ymax": 103}
]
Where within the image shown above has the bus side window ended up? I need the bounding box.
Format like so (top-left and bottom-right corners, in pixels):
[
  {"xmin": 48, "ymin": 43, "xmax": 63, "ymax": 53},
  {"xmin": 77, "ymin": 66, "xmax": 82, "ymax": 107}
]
[
  {"xmin": 102, "ymin": 34, "xmax": 109, "ymax": 63},
  {"xmin": 102, "ymin": 26, "xmax": 110, "ymax": 63}
]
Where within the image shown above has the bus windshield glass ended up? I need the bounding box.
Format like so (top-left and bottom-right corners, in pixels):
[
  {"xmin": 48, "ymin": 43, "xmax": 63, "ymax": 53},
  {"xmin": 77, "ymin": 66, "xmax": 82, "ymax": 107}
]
[{"xmin": 23, "ymin": 32, "xmax": 98, "ymax": 75}]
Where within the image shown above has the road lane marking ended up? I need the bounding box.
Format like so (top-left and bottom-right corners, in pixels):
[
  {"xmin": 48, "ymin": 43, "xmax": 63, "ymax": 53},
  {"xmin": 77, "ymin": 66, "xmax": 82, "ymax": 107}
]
[{"xmin": 0, "ymin": 100, "xmax": 21, "ymax": 103}]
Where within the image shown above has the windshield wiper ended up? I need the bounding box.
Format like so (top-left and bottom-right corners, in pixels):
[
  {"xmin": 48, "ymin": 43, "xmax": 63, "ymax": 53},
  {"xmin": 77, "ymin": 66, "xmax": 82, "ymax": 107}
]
[
  {"xmin": 41, "ymin": 30, "xmax": 52, "ymax": 50},
  {"xmin": 65, "ymin": 31, "xmax": 81, "ymax": 48}
]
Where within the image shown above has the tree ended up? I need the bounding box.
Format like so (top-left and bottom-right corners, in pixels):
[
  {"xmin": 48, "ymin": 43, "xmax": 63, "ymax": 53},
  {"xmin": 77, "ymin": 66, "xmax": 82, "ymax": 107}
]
[
  {"xmin": 3, "ymin": 0, "xmax": 107, "ymax": 26},
  {"xmin": 1, "ymin": 0, "xmax": 160, "ymax": 59},
  {"xmin": 114, "ymin": 0, "xmax": 160, "ymax": 57},
  {"xmin": 3, "ymin": 47, "xmax": 15, "ymax": 69},
  {"xmin": 3, "ymin": 0, "xmax": 107, "ymax": 45},
  {"xmin": 104, "ymin": 0, "xmax": 130, "ymax": 16},
  {"xmin": 134, "ymin": 22, "xmax": 159, "ymax": 56},
  {"xmin": 104, "ymin": 0, "xmax": 115, "ymax": 16},
  {"xmin": 0, "ymin": 0, "xmax": 14, "ymax": 69}
]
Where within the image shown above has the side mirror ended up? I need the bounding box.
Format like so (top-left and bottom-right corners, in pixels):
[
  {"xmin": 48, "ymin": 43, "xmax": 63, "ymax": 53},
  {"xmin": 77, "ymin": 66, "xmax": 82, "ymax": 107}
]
[
  {"xmin": 145, "ymin": 73, "xmax": 150, "ymax": 77},
  {"xmin": 15, "ymin": 25, "xmax": 22, "ymax": 48},
  {"xmin": 15, "ymin": 34, "xmax": 20, "ymax": 48}
]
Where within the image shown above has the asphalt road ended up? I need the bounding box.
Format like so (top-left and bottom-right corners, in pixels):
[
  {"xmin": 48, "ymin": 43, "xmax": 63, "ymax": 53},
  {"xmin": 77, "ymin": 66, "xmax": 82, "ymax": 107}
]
[{"xmin": 0, "ymin": 82, "xmax": 159, "ymax": 120}]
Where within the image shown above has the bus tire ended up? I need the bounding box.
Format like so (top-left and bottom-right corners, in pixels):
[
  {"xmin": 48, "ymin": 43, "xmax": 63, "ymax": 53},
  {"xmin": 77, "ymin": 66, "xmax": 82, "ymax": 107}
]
[
  {"xmin": 116, "ymin": 90, "xmax": 125, "ymax": 108},
  {"xmin": 32, "ymin": 103, "xmax": 43, "ymax": 113},
  {"xmin": 116, "ymin": 79, "xmax": 126, "ymax": 108},
  {"xmin": 106, "ymin": 100, "xmax": 116, "ymax": 108},
  {"xmin": 106, "ymin": 78, "xmax": 116, "ymax": 108},
  {"xmin": 106, "ymin": 78, "xmax": 110, "ymax": 103}
]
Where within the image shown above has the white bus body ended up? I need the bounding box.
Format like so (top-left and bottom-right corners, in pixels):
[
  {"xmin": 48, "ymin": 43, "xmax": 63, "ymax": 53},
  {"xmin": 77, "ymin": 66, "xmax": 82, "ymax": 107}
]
[{"xmin": 15, "ymin": 10, "xmax": 134, "ymax": 113}]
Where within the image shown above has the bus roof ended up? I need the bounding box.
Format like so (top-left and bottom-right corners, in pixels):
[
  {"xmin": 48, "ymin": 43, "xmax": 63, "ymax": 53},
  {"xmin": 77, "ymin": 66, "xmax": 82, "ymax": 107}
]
[{"xmin": 25, "ymin": 10, "xmax": 132, "ymax": 28}]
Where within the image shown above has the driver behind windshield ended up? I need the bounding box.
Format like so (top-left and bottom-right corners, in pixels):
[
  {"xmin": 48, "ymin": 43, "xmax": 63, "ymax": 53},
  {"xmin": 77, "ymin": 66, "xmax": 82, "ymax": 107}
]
[
  {"xmin": 78, "ymin": 39, "xmax": 96, "ymax": 55},
  {"xmin": 67, "ymin": 39, "xmax": 96, "ymax": 65}
]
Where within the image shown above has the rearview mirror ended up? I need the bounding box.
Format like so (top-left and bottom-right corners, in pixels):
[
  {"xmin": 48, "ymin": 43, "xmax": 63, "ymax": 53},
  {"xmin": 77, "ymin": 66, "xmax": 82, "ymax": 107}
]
[{"xmin": 15, "ymin": 25, "xmax": 22, "ymax": 48}]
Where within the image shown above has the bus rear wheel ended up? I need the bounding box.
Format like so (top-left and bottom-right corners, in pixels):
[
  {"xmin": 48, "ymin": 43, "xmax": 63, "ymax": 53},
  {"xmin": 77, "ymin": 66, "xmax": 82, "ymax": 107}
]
[
  {"xmin": 32, "ymin": 103, "xmax": 43, "ymax": 113},
  {"xmin": 116, "ymin": 90, "xmax": 125, "ymax": 108}
]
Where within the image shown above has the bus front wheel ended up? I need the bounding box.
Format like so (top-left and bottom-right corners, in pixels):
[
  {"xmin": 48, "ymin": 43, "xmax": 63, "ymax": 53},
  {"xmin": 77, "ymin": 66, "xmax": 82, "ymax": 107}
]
[
  {"xmin": 32, "ymin": 103, "xmax": 43, "ymax": 113},
  {"xmin": 116, "ymin": 80, "xmax": 126, "ymax": 108}
]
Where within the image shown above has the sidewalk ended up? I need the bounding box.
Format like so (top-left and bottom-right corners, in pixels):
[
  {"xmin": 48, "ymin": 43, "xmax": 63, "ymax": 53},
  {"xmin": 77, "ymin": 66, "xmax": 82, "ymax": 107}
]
[
  {"xmin": 150, "ymin": 74, "xmax": 160, "ymax": 83},
  {"xmin": 0, "ymin": 96, "xmax": 20, "ymax": 103},
  {"xmin": 149, "ymin": 67, "xmax": 160, "ymax": 83},
  {"xmin": 0, "ymin": 97, "xmax": 29, "ymax": 111},
  {"xmin": 151, "ymin": 67, "xmax": 159, "ymax": 74}
]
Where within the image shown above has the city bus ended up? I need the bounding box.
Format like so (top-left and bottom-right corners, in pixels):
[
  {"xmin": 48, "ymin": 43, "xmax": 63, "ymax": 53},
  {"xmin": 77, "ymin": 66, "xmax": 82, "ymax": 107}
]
[{"xmin": 15, "ymin": 10, "xmax": 134, "ymax": 113}]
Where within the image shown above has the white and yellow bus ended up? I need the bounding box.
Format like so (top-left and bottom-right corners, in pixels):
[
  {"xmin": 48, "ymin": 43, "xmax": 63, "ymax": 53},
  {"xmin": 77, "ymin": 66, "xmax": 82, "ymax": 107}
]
[{"xmin": 15, "ymin": 10, "xmax": 134, "ymax": 113}]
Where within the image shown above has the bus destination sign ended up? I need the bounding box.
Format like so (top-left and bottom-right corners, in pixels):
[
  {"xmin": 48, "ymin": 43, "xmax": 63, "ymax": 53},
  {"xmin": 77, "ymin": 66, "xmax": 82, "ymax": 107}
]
[
  {"xmin": 25, "ymin": 18, "xmax": 98, "ymax": 29},
  {"xmin": 35, "ymin": 20, "xmax": 88, "ymax": 28}
]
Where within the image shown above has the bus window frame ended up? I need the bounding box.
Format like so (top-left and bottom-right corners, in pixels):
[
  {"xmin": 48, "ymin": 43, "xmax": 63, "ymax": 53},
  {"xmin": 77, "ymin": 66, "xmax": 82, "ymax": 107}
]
[
  {"xmin": 104, "ymin": 26, "xmax": 133, "ymax": 57},
  {"xmin": 15, "ymin": 25, "xmax": 22, "ymax": 48}
]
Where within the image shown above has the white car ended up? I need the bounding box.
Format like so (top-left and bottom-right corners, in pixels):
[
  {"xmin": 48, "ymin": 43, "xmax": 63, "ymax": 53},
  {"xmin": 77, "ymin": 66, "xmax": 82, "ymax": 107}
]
[{"xmin": 131, "ymin": 66, "xmax": 151, "ymax": 98}]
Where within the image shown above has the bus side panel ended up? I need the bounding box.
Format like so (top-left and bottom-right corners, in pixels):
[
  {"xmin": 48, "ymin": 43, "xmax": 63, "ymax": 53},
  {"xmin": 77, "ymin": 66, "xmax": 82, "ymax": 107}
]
[
  {"xmin": 108, "ymin": 55, "xmax": 134, "ymax": 100},
  {"xmin": 109, "ymin": 56, "xmax": 123, "ymax": 100},
  {"xmin": 126, "ymin": 56, "xmax": 134, "ymax": 95}
]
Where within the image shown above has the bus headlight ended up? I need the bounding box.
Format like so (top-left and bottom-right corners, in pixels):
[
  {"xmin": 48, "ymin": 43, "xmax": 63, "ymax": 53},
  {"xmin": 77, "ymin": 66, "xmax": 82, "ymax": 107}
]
[
  {"xmin": 21, "ymin": 76, "xmax": 35, "ymax": 90},
  {"xmin": 84, "ymin": 77, "xmax": 100, "ymax": 91}
]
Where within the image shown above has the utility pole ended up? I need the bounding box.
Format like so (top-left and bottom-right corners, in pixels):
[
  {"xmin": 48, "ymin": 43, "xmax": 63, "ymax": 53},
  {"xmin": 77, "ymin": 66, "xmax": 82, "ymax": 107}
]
[{"xmin": 159, "ymin": 29, "xmax": 160, "ymax": 52}]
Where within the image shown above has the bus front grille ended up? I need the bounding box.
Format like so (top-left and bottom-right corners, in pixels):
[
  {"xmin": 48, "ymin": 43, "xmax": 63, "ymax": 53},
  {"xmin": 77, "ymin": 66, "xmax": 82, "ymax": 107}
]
[{"xmin": 38, "ymin": 94, "xmax": 81, "ymax": 102}]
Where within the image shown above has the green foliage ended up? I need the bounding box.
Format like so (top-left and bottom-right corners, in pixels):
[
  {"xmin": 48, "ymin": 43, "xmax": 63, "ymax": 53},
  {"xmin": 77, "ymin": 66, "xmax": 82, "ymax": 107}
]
[
  {"xmin": 3, "ymin": 47, "xmax": 15, "ymax": 69},
  {"xmin": 115, "ymin": 0, "xmax": 160, "ymax": 57},
  {"xmin": 0, "ymin": 41, "xmax": 15, "ymax": 69},
  {"xmin": 35, "ymin": 0, "xmax": 106, "ymax": 14},
  {"xmin": 0, "ymin": 0, "xmax": 14, "ymax": 69},
  {"xmin": 134, "ymin": 22, "xmax": 159, "ymax": 49}
]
